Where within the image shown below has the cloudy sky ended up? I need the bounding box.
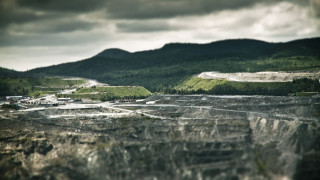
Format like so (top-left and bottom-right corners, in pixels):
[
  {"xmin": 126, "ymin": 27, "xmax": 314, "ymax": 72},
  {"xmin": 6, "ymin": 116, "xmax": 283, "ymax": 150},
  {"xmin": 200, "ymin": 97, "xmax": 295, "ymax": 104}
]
[{"xmin": 0, "ymin": 0, "xmax": 320, "ymax": 71}]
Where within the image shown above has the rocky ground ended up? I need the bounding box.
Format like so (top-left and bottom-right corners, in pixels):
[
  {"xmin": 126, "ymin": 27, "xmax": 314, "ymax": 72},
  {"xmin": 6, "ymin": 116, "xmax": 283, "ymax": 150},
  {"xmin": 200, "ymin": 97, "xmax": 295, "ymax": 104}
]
[
  {"xmin": 198, "ymin": 71, "xmax": 320, "ymax": 82},
  {"xmin": 1, "ymin": 95, "xmax": 320, "ymax": 180}
]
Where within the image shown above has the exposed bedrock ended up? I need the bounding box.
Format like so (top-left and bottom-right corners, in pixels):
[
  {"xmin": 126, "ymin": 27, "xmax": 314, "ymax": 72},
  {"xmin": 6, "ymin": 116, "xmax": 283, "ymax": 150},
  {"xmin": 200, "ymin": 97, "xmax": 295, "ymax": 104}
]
[{"xmin": 0, "ymin": 95, "xmax": 319, "ymax": 179}]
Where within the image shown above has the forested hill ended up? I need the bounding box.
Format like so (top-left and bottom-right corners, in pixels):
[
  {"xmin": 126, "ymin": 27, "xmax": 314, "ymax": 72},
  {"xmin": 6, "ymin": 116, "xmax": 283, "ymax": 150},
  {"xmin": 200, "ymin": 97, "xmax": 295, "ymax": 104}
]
[
  {"xmin": 0, "ymin": 67, "xmax": 28, "ymax": 78},
  {"xmin": 0, "ymin": 67, "xmax": 45, "ymax": 78},
  {"xmin": 28, "ymin": 37, "xmax": 320, "ymax": 92},
  {"xmin": 93, "ymin": 48, "xmax": 131, "ymax": 59}
]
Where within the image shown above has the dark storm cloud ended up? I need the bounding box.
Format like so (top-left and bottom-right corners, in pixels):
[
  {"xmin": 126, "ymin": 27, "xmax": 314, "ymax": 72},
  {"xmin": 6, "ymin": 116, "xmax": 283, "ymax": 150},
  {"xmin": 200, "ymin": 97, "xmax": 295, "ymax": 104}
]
[
  {"xmin": 8, "ymin": 16, "xmax": 97, "ymax": 34},
  {"xmin": 105, "ymin": 0, "xmax": 320, "ymax": 20},
  {"xmin": 0, "ymin": 11, "xmax": 38, "ymax": 28},
  {"xmin": 0, "ymin": 1, "xmax": 98, "ymax": 38},
  {"xmin": 0, "ymin": 0, "xmax": 318, "ymax": 47},
  {"xmin": 0, "ymin": 0, "xmax": 104, "ymax": 29},
  {"xmin": 0, "ymin": 0, "xmax": 39, "ymax": 27},
  {"xmin": 15, "ymin": 0, "xmax": 106, "ymax": 12},
  {"xmin": 105, "ymin": 0, "xmax": 260, "ymax": 19},
  {"xmin": 1, "ymin": 0, "xmax": 318, "ymax": 30},
  {"xmin": 0, "ymin": 0, "xmax": 319, "ymax": 43}
]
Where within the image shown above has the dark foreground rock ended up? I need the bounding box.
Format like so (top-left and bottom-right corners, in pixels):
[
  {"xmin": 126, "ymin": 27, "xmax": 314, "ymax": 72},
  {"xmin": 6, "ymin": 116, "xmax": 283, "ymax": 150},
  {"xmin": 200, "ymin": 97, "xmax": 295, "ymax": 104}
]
[{"xmin": 0, "ymin": 95, "xmax": 319, "ymax": 180}]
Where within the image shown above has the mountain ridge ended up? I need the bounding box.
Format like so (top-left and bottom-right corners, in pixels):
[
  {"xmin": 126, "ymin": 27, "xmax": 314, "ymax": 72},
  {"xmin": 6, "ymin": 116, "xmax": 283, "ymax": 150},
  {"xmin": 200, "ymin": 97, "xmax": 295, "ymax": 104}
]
[
  {"xmin": 94, "ymin": 48, "xmax": 131, "ymax": 59},
  {"xmin": 25, "ymin": 37, "xmax": 320, "ymax": 91}
]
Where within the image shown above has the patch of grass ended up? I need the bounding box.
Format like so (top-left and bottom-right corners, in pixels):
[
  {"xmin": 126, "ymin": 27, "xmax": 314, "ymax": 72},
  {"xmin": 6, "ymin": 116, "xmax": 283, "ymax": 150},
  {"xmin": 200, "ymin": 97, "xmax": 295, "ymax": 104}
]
[
  {"xmin": 173, "ymin": 77, "xmax": 320, "ymax": 96},
  {"xmin": 58, "ymin": 86, "xmax": 152, "ymax": 101},
  {"xmin": 175, "ymin": 77, "xmax": 228, "ymax": 91}
]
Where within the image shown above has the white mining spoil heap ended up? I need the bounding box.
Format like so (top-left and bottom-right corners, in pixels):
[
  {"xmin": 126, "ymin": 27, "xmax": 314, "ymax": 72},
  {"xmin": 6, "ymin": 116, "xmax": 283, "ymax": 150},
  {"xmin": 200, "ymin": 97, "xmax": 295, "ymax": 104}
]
[{"xmin": 198, "ymin": 71, "xmax": 320, "ymax": 82}]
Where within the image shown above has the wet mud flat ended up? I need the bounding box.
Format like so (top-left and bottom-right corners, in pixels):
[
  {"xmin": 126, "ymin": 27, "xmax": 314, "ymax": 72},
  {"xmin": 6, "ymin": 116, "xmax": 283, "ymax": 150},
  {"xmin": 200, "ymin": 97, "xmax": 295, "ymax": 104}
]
[{"xmin": 1, "ymin": 95, "xmax": 320, "ymax": 180}]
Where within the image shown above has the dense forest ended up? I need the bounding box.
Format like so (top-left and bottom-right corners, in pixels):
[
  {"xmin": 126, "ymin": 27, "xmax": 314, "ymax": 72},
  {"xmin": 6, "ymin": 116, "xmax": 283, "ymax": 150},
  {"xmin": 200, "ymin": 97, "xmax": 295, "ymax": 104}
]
[
  {"xmin": 0, "ymin": 67, "xmax": 41, "ymax": 78},
  {"xmin": 27, "ymin": 38, "xmax": 320, "ymax": 92}
]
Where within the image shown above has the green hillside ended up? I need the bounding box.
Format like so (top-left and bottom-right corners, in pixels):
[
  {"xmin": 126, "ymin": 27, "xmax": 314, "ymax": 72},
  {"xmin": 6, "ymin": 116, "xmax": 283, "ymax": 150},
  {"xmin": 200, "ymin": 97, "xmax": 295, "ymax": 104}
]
[
  {"xmin": 57, "ymin": 86, "xmax": 152, "ymax": 101},
  {"xmin": 173, "ymin": 77, "xmax": 320, "ymax": 96},
  {"xmin": 0, "ymin": 67, "xmax": 24, "ymax": 77},
  {"xmin": 27, "ymin": 37, "xmax": 320, "ymax": 92},
  {"xmin": 0, "ymin": 67, "xmax": 43, "ymax": 78}
]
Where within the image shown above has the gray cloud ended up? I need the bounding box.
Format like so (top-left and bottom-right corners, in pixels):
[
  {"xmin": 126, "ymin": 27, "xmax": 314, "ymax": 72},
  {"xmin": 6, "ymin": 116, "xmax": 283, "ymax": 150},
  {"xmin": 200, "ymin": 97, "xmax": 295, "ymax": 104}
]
[
  {"xmin": 105, "ymin": 0, "xmax": 320, "ymax": 19},
  {"xmin": 9, "ymin": 18, "xmax": 96, "ymax": 34},
  {"xmin": 105, "ymin": 0, "xmax": 259, "ymax": 19},
  {"xmin": 1, "ymin": 0, "xmax": 318, "ymax": 31},
  {"xmin": 0, "ymin": 29, "xmax": 106, "ymax": 47},
  {"xmin": 0, "ymin": 0, "xmax": 40, "ymax": 27},
  {"xmin": 116, "ymin": 21, "xmax": 179, "ymax": 33},
  {"xmin": 310, "ymin": 0, "xmax": 320, "ymax": 17},
  {"xmin": 0, "ymin": 0, "xmax": 99, "ymax": 38},
  {"xmin": 15, "ymin": 0, "xmax": 106, "ymax": 12},
  {"xmin": 0, "ymin": 0, "xmax": 104, "ymax": 29},
  {"xmin": 1, "ymin": 0, "xmax": 320, "ymax": 71}
]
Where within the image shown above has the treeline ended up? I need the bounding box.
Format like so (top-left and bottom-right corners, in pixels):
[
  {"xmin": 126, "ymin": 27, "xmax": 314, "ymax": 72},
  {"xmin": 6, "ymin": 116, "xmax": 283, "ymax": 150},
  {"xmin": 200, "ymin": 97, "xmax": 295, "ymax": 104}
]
[
  {"xmin": 168, "ymin": 78, "xmax": 320, "ymax": 96},
  {"xmin": 28, "ymin": 56, "xmax": 320, "ymax": 92},
  {"xmin": 0, "ymin": 77, "xmax": 86, "ymax": 97}
]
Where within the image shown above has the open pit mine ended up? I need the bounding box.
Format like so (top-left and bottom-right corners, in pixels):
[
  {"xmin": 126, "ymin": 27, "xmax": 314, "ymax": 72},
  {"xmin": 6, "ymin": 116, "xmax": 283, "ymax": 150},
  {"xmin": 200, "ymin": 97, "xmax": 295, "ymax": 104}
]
[{"xmin": 1, "ymin": 94, "xmax": 320, "ymax": 180}]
